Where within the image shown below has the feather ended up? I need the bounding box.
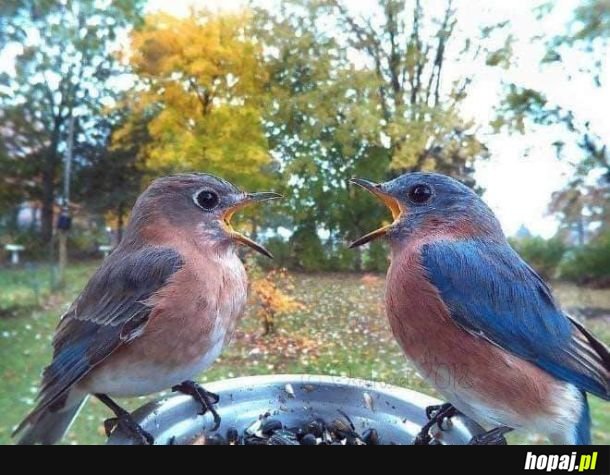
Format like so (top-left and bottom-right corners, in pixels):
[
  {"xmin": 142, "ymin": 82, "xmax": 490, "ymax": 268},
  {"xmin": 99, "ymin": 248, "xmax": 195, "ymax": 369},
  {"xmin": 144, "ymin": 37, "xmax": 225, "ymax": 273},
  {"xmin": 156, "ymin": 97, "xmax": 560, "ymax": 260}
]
[
  {"xmin": 31, "ymin": 246, "xmax": 183, "ymax": 413},
  {"xmin": 422, "ymin": 239, "xmax": 610, "ymax": 400}
]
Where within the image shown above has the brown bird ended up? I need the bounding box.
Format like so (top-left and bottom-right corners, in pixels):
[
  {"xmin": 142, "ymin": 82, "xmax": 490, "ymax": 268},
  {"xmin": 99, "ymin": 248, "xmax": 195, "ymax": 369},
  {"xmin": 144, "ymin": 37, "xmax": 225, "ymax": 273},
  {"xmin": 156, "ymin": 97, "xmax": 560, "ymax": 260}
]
[{"xmin": 14, "ymin": 173, "xmax": 281, "ymax": 444}]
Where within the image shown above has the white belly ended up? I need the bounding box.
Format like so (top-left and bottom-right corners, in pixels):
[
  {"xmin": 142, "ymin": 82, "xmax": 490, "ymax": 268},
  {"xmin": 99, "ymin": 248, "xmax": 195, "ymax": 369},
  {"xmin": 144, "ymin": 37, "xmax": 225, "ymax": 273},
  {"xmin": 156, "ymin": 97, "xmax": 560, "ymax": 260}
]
[
  {"xmin": 432, "ymin": 376, "xmax": 584, "ymax": 443},
  {"xmin": 84, "ymin": 337, "xmax": 226, "ymax": 398}
]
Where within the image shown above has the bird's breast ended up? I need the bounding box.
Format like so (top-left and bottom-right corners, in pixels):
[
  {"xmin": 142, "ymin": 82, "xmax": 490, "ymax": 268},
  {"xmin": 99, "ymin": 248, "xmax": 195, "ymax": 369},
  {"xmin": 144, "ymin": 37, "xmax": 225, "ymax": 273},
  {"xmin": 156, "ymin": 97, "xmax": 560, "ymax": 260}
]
[
  {"xmin": 385, "ymin": 244, "xmax": 454, "ymax": 364},
  {"xmin": 83, "ymin": 247, "xmax": 248, "ymax": 397},
  {"xmin": 148, "ymin": 247, "xmax": 248, "ymax": 361},
  {"xmin": 384, "ymin": 244, "xmax": 576, "ymax": 430}
]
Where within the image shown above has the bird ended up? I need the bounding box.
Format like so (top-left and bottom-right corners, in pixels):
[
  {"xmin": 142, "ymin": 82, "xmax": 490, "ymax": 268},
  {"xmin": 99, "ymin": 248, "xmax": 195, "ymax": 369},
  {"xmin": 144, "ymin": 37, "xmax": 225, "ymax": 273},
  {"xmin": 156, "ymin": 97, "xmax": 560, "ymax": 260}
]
[
  {"xmin": 13, "ymin": 173, "xmax": 281, "ymax": 445},
  {"xmin": 349, "ymin": 172, "xmax": 610, "ymax": 445}
]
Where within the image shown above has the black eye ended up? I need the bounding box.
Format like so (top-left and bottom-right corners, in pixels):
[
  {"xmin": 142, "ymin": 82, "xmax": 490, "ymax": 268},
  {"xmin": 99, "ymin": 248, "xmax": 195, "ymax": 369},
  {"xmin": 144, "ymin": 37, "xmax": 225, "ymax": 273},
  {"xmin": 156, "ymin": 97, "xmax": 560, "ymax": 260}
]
[
  {"xmin": 408, "ymin": 184, "xmax": 433, "ymax": 204},
  {"xmin": 195, "ymin": 190, "xmax": 219, "ymax": 210}
]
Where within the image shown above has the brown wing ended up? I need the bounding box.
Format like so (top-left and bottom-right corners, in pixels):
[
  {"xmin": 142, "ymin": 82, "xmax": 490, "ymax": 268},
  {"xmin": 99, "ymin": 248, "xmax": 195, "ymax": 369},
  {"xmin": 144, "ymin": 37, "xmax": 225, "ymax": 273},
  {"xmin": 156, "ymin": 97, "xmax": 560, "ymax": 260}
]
[{"xmin": 36, "ymin": 246, "xmax": 183, "ymax": 410}]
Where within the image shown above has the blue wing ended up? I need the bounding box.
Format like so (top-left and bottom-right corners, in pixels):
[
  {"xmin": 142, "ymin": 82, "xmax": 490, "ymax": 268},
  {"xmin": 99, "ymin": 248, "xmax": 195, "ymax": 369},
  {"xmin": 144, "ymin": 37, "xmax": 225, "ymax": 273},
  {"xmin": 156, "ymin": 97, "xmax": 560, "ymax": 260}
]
[{"xmin": 422, "ymin": 240, "xmax": 610, "ymax": 399}]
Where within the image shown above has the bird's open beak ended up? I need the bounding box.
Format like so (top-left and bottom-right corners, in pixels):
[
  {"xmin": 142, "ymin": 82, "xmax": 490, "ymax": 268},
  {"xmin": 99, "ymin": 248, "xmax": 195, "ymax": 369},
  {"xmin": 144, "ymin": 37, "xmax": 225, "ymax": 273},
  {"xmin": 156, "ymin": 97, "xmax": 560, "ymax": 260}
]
[
  {"xmin": 222, "ymin": 192, "xmax": 282, "ymax": 258},
  {"xmin": 348, "ymin": 178, "xmax": 404, "ymax": 248}
]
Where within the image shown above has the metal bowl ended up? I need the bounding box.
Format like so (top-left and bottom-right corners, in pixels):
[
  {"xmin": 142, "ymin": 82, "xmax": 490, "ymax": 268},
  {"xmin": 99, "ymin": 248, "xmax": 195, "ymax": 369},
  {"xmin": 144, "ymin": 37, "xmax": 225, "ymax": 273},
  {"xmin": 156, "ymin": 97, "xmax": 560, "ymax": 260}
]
[{"xmin": 107, "ymin": 374, "xmax": 485, "ymax": 445}]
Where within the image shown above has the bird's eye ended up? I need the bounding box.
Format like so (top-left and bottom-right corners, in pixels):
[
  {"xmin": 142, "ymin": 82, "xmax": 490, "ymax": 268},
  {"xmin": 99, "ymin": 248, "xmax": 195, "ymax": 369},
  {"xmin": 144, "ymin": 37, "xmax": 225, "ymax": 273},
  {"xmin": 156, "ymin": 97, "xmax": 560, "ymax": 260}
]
[
  {"xmin": 408, "ymin": 184, "xmax": 433, "ymax": 204},
  {"xmin": 195, "ymin": 190, "xmax": 219, "ymax": 210}
]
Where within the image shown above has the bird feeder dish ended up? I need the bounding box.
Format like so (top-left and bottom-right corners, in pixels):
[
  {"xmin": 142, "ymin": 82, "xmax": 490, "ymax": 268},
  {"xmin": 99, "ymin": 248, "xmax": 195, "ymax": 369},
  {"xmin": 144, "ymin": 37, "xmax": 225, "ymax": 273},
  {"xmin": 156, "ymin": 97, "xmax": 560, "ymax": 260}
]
[{"xmin": 106, "ymin": 374, "xmax": 486, "ymax": 445}]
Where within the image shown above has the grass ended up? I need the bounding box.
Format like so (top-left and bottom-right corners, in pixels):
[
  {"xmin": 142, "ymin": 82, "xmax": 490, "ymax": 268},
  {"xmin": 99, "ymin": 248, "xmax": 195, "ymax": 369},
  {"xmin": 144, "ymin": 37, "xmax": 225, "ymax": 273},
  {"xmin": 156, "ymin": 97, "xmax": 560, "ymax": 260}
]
[{"xmin": 0, "ymin": 262, "xmax": 608, "ymax": 445}]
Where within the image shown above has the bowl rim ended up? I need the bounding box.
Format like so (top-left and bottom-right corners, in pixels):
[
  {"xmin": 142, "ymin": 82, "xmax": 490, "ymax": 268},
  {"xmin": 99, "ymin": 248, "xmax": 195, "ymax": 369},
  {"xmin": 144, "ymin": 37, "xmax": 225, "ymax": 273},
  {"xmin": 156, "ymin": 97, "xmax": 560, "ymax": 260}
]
[{"xmin": 107, "ymin": 373, "xmax": 487, "ymax": 445}]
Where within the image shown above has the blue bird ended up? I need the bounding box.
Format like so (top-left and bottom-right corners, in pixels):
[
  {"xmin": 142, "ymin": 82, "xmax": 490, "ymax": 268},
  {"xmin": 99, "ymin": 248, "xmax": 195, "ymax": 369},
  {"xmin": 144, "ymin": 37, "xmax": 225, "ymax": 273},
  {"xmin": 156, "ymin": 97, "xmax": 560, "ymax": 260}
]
[{"xmin": 350, "ymin": 172, "xmax": 610, "ymax": 444}]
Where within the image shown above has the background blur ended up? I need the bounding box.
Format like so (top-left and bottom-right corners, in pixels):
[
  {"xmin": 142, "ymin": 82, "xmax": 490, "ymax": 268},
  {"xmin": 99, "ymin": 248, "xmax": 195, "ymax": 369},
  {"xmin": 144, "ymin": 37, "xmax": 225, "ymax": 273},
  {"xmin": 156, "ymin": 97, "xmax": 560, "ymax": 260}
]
[{"xmin": 0, "ymin": 0, "xmax": 608, "ymax": 444}]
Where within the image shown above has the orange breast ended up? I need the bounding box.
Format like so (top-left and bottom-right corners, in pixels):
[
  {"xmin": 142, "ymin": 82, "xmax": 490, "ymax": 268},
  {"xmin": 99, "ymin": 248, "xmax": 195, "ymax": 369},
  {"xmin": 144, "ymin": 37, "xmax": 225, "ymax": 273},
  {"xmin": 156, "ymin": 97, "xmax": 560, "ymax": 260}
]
[
  {"xmin": 88, "ymin": 244, "xmax": 247, "ymax": 384},
  {"xmin": 385, "ymin": 244, "xmax": 562, "ymax": 421}
]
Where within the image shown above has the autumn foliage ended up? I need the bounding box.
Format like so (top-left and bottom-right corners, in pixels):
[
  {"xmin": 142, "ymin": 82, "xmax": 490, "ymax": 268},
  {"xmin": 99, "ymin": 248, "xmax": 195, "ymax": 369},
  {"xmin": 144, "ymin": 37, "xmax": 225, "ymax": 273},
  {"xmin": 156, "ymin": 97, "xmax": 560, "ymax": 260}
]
[
  {"xmin": 115, "ymin": 10, "xmax": 273, "ymax": 191},
  {"xmin": 251, "ymin": 268, "xmax": 304, "ymax": 336}
]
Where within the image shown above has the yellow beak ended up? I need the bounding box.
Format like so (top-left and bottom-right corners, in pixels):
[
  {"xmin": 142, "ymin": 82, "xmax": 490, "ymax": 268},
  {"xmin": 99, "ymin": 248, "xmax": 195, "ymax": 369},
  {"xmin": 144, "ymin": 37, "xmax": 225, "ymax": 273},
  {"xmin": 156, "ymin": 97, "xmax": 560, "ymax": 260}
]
[
  {"xmin": 348, "ymin": 178, "xmax": 404, "ymax": 248},
  {"xmin": 222, "ymin": 192, "xmax": 282, "ymax": 258}
]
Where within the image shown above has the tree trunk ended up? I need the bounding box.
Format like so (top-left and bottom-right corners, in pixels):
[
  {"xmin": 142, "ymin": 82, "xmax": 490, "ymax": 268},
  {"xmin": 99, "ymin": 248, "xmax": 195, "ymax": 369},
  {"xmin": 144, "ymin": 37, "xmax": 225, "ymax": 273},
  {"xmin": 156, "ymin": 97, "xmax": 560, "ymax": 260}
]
[
  {"xmin": 40, "ymin": 155, "xmax": 56, "ymax": 243},
  {"xmin": 262, "ymin": 305, "xmax": 275, "ymax": 336},
  {"xmin": 353, "ymin": 247, "xmax": 362, "ymax": 272},
  {"xmin": 577, "ymin": 213, "xmax": 585, "ymax": 246},
  {"xmin": 57, "ymin": 230, "xmax": 67, "ymax": 287},
  {"xmin": 41, "ymin": 119, "xmax": 62, "ymax": 244},
  {"xmin": 262, "ymin": 311, "xmax": 275, "ymax": 336}
]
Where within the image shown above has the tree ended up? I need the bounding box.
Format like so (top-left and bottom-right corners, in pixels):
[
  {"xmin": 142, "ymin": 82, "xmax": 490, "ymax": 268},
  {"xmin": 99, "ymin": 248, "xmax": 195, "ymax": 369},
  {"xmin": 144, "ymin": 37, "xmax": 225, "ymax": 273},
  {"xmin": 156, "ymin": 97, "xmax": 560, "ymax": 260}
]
[
  {"xmin": 251, "ymin": 268, "xmax": 303, "ymax": 335},
  {"xmin": 0, "ymin": 130, "xmax": 24, "ymax": 214},
  {"xmin": 119, "ymin": 10, "xmax": 276, "ymax": 192},
  {"xmin": 549, "ymin": 134, "xmax": 610, "ymax": 245},
  {"xmin": 253, "ymin": 1, "xmax": 493, "ymax": 269},
  {"xmin": 72, "ymin": 111, "xmax": 149, "ymax": 243},
  {"xmin": 320, "ymin": 0, "xmax": 489, "ymax": 181},
  {"xmin": 0, "ymin": 0, "xmax": 144, "ymax": 243},
  {"xmin": 252, "ymin": 3, "xmax": 385, "ymax": 269},
  {"xmin": 494, "ymin": 0, "xmax": 610, "ymax": 242}
]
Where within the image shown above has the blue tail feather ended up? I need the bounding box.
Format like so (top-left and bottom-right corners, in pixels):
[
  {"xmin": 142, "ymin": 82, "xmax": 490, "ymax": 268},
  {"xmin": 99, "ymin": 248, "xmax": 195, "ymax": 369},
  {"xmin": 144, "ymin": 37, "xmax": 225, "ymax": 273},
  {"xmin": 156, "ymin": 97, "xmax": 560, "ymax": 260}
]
[{"xmin": 574, "ymin": 391, "xmax": 591, "ymax": 445}]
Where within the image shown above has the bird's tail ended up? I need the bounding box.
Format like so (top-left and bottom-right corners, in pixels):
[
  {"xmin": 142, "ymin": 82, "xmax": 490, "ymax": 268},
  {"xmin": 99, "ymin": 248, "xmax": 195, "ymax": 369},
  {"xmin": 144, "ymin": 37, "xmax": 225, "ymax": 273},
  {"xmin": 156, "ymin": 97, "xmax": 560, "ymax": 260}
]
[
  {"xmin": 574, "ymin": 391, "xmax": 591, "ymax": 445},
  {"xmin": 548, "ymin": 390, "xmax": 591, "ymax": 445},
  {"xmin": 13, "ymin": 390, "xmax": 87, "ymax": 445}
]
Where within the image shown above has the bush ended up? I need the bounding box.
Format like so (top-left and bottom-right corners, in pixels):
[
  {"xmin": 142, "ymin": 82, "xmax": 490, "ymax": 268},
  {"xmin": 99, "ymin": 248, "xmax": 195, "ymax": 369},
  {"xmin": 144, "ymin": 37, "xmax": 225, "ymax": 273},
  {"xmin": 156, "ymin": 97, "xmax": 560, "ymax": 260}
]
[
  {"xmin": 560, "ymin": 231, "xmax": 610, "ymax": 287},
  {"xmin": 7, "ymin": 230, "xmax": 50, "ymax": 261},
  {"xmin": 254, "ymin": 230, "xmax": 390, "ymax": 273},
  {"xmin": 363, "ymin": 241, "xmax": 389, "ymax": 273},
  {"xmin": 67, "ymin": 225, "xmax": 109, "ymax": 259},
  {"xmin": 251, "ymin": 267, "xmax": 304, "ymax": 335},
  {"xmin": 289, "ymin": 225, "xmax": 329, "ymax": 272},
  {"xmin": 509, "ymin": 236, "xmax": 566, "ymax": 280},
  {"xmin": 1, "ymin": 211, "xmax": 109, "ymax": 264},
  {"xmin": 327, "ymin": 245, "xmax": 359, "ymax": 272},
  {"xmin": 258, "ymin": 234, "xmax": 390, "ymax": 273},
  {"xmin": 256, "ymin": 236, "xmax": 292, "ymax": 270}
]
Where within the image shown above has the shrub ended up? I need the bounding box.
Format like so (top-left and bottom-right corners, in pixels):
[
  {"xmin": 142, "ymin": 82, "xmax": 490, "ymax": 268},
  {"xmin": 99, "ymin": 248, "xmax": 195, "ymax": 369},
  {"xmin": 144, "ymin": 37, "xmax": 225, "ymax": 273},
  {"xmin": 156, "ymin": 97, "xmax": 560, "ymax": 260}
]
[
  {"xmin": 509, "ymin": 236, "xmax": 567, "ymax": 280},
  {"xmin": 67, "ymin": 225, "xmax": 109, "ymax": 259},
  {"xmin": 363, "ymin": 241, "xmax": 389, "ymax": 273},
  {"xmin": 560, "ymin": 231, "xmax": 610, "ymax": 287},
  {"xmin": 258, "ymin": 236, "xmax": 292, "ymax": 270},
  {"xmin": 289, "ymin": 225, "xmax": 329, "ymax": 272},
  {"xmin": 328, "ymin": 245, "xmax": 359, "ymax": 272},
  {"xmin": 245, "ymin": 256, "xmax": 304, "ymax": 335}
]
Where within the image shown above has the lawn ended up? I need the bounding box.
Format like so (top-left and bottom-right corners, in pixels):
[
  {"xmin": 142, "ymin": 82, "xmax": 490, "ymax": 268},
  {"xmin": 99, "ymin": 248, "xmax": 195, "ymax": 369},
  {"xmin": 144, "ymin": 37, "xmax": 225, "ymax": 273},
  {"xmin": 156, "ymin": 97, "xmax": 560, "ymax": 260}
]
[{"xmin": 0, "ymin": 262, "xmax": 608, "ymax": 445}]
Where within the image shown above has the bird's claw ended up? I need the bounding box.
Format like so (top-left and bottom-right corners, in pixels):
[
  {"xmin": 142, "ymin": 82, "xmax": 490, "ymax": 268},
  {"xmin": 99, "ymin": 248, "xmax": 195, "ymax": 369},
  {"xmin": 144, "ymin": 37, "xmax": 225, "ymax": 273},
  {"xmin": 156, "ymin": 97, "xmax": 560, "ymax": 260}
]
[
  {"xmin": 172, "ymin": 380, "xmax": 221, "ymax": 431},
  {"xmin": 103, "ymin": 417, "xmax": 118, "ymax": 437},
  {"xmin": 103, "ymin": 414, "xmax": 154, "ymax": 445},
  {"xmin": 413, "ymin": 402, "xmax": 459, "ymax": 445},
  {"xmin": 468, "ymin": 427, "xmax": 511, "ymax": 445},
  {"xmin": 204, "ymin": 390, "xmax": 220, "ymax": 405},
  {"xmin": 425, "ymin": 403, "xmax": 444, "ymax": 420},
  {"xmin": 413, "ymin": 431, "xmax": 433, "ymax": 445},
  {"xmin": 430, "ymin": 403, "xmax": 458, "ymax": 431}
]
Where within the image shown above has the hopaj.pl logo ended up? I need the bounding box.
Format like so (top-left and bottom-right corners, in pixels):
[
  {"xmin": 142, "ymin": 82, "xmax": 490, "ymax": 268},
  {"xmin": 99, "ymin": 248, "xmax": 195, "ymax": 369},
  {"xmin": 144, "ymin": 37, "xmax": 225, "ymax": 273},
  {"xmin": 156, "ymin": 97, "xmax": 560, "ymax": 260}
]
[{"xmin": 525, "ymin": 452, "xmax": 599, "ymax": 472}]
